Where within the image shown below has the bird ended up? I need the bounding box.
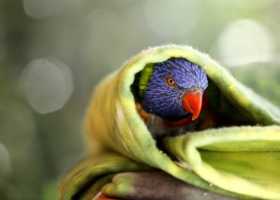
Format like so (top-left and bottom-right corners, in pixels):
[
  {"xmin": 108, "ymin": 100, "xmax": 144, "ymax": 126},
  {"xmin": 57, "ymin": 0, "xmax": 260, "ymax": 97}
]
[{"xmin": 131, "ymin": 57, "xmax": 209, "ymax": 139}]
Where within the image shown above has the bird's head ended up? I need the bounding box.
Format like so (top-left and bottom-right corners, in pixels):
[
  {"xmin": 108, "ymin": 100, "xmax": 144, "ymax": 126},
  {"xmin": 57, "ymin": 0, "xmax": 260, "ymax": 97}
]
[{"xmin": 139, "ymin": 57, "xmax": 208, "ymax": 121}]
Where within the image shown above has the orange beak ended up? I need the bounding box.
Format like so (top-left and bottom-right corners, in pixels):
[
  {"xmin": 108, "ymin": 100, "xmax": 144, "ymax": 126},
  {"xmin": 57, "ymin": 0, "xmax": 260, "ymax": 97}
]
[{"xmin": 182, "ymin": 90, "xmax": 203, "ymax": 121}]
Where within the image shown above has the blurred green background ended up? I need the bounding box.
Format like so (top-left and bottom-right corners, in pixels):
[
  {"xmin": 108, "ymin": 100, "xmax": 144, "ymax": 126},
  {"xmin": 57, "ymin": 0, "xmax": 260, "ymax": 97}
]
[{"xmin": 0, "ymin": 0, "xmax": 279, "ymax": 199}]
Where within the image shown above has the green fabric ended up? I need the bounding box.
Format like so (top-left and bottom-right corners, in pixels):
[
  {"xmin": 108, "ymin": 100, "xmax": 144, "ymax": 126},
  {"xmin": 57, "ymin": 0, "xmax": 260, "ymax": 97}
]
[{"xmin": 60, "ymin": 45, "xmax": 280, "ymax": 200}]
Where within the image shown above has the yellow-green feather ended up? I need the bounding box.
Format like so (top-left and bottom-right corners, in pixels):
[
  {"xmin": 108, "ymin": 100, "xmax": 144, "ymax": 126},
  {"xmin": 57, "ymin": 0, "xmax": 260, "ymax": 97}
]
[{"xmin": 139, "ymin": 63, "xmax": 154, "ymax": 97}]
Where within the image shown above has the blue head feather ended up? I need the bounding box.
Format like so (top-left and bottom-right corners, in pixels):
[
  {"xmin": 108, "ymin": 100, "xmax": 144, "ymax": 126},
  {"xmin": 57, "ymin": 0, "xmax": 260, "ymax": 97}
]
[{"xmin": 142, "ymin": 57, "xmax": 208, "ymax": 119}]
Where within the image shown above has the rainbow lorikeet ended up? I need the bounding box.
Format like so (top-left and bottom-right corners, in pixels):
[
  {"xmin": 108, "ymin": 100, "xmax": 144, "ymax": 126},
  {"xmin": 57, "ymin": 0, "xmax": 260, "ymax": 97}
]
[{"xmin": 132, "ymin": 57, "xmax": 208, "ymax": 138}]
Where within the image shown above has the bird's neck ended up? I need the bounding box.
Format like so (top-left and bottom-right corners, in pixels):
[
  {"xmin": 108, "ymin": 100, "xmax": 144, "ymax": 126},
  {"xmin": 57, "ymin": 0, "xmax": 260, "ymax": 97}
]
[
  {"xmin": 162, "ymin": 115, "xmax": 194, "ymax": 128},
  {"xmin": 136, "ymin": 102, "xmax": 195, "ymax": 128}
]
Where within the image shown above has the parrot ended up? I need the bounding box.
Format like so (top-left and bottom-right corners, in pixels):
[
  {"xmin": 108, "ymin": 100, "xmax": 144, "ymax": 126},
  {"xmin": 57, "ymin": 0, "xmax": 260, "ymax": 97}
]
[
  {"xmin": 96, "ymin": 58, "xmax": 236, "ymax": 200},
  {"xmin": 132, "ymin": 57, "xmax": 209, "ymax": 139}
]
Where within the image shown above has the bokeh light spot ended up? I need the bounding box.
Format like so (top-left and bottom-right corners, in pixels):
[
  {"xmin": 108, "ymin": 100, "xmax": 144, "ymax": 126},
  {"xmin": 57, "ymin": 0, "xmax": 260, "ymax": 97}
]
[
  {"xmin": 23, "ymin": 0, "xmax": 80, "ymax": 19},
  {"xmin": 217, "ymin": 19, "xmax": 275, "ymax": 67},
  {"xmin": 21, "ymin": 58, "xmax": 73, "ymax": 114}
]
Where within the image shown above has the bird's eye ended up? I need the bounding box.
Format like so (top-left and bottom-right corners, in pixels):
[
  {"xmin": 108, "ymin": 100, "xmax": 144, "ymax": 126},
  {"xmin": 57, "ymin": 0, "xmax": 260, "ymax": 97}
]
[{"xmin": 166, "ymin": 76, "xmax": 176, "ymax": 88}]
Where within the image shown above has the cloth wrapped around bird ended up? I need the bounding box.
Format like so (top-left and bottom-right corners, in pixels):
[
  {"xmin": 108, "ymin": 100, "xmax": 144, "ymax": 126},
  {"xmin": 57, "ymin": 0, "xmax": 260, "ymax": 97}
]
[{"xmin": 60, "ymin": 45, "xmax": 280, "ymax": 200}]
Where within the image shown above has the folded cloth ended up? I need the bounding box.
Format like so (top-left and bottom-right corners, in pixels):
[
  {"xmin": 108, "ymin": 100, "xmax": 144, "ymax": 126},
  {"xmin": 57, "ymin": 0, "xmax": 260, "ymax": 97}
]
[{"xmin": 60, "ymin": 45, "xmax": 280, "ymax": 200}]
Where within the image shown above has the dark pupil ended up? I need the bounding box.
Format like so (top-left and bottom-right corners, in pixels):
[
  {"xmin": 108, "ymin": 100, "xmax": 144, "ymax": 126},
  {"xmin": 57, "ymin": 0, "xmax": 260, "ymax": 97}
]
[{"xmin": 168, "ymin": 78, "xmax": 174, "ymax": 85}]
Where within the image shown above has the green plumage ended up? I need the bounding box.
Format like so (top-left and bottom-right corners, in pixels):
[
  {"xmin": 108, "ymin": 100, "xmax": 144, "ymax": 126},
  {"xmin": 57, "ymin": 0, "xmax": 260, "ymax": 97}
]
[{"xmin": 138, "ymin": 63, "xmax": 154, "ymax": 97}]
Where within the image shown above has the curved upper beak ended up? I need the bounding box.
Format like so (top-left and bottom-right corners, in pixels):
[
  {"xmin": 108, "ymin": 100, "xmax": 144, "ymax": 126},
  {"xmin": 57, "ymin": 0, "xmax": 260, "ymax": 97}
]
[{"xmin": 182, "ymin": 89, "xmax": 203, "ymax": 121}]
